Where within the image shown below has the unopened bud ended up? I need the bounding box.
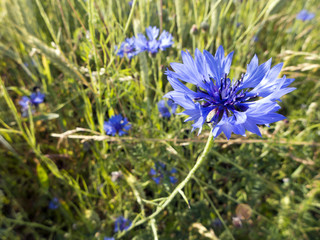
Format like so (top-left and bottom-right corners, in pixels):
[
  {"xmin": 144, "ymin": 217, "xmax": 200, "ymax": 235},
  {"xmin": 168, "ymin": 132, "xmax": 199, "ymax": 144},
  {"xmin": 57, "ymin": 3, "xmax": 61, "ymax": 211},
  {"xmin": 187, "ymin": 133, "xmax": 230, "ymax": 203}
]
[
  {"xmin": 190, "ymin": 24, "xmax": 199, "ymax": 35},
  {"xmin": 200, "ymin": 21, "xmax": 209, "ymax": 32}
]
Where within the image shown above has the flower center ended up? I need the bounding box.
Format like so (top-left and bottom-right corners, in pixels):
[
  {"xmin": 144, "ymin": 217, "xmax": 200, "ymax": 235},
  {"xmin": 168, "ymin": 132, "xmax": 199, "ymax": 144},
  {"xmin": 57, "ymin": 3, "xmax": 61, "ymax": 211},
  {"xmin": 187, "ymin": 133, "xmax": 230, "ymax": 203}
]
[{"xmin": 195, "ymin": 74, "xmax": 258, "ymax": 124}]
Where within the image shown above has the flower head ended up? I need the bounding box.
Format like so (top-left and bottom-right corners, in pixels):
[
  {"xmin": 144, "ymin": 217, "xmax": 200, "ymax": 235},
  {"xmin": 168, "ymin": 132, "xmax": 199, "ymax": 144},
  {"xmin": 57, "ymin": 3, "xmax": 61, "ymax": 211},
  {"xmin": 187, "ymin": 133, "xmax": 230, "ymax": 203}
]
[
  {"xmin": 19, "ymin": 96, "xmax": 31, "ymax": 111},
  {"xmin": 296, "ymin": 10, "xmax": 315, "ymax": 21},
  {"xmin": 135, "ymin": 26, "xmax": 173, "ymax": 55},
  {"xmin": 150, "ymin": 162, "xmax": 177, "ymax": 184},
  {"xmin": 48, "ymin": 197, "xmax": 60, "ymax": 210},
  {"xmin": 157, "ymin": 99, "xmax": 177, "ymax": 118},
  {"xmin": 116, "ymin": 37, "xmax": 137, "ymax": 59},
  {"xmin": 164, "ymin": 46, "xmax": 295, "ymax": 139},
  {"xmin": 30, "ymin": 91, "xmax": 45, "ymax": 106},
  {"xmin": 114, "ymin": 216, "xmax": 132, "ymax": 232},
  {"xmin": 104, "ymin": 237, "xmax": 115, "ymax": 240},
  {"xmin": 104, "ymin": 114, "xmax": 131, "ymax": 136}
]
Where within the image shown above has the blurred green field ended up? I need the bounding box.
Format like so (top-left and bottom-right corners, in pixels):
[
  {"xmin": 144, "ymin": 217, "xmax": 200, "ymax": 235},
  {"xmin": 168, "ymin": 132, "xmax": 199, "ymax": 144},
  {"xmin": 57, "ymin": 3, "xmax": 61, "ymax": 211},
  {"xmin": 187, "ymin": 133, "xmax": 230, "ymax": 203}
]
[{"xmin": 0, "ymin": 0, "xmax": 320, "ymax": 239}]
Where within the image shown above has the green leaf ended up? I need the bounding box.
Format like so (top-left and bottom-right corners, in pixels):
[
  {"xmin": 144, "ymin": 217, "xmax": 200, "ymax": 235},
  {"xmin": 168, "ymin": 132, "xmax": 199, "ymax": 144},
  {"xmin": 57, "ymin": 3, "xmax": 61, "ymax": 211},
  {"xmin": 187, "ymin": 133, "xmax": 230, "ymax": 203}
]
[{"xmin": 36, "ymin": 163, "xmax": 49, "ymax": 192}]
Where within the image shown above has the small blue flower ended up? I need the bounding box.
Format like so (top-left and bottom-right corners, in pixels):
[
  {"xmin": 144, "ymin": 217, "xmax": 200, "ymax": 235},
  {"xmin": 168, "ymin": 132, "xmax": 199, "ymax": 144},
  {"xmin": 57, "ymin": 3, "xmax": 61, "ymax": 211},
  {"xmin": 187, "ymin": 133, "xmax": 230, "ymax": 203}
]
[
  {"xmin": 48, "ymin": 197, "xmax": 59, "ymax": 210},
  {"xmin": 158, "ymin": 99, "xmax": 178, "ymax": 118},
  {"xmin": 19, "ymin": 96, "xmax": 31, "ymax": 111},
  {"xmin": 30, "ymin": 92, "xmax": 45, "ymax": 106},
  {"xmin": 135, "ymin": 26, "xmax": 173, "ymax": 54},
  {"xmin": 104, "ymin": 114, "xmax": 131, "ymax": 136},
  {"xmin": 296, "ymin": 10, "xmax": 315, "ymax": 21},
  {"xmin": 212, "ymin": 218, "xmax": 223, "ymax": 227},
  {"xmin": 164, "ymin": 46, "xmax": 295, "ymax": 139},
  {"xmin": 104, "ymin": 237, "xmax": 115, "ymax": 240},
  {"xmin": 150, "ymin": 162, "xmax": 177, "ymax": 184},
  {"xmin": 116, "ymin": 37, "xmax": 137, "ymax": 59},
  {"xmin": 114, "ymin": 216, "xmax": 132, "ymax": 232},
  {"xmin": 159, "ymin": 30, "xmax": 174, "ymax": 51}
]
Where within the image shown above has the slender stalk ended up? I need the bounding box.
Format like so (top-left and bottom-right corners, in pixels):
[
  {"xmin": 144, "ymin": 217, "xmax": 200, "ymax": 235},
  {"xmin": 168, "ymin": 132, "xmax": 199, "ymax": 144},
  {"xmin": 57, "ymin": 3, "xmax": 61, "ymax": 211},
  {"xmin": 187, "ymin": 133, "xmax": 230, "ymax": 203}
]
[{"xmin": 117, "ymin": 130, "xmax": 214, "ymax": 237}]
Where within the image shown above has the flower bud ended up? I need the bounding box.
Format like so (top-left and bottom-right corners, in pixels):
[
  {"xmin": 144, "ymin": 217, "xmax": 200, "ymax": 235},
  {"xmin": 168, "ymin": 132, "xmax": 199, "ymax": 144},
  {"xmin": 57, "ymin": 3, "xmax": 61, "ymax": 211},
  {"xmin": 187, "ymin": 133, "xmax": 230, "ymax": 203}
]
[
  {"xmin": 190, "ymin": 24, "xmax": 199, "ymax": 35},
  {"xmin": 200, "ymin": 21, "xmax": 209, "ymax": 32}
]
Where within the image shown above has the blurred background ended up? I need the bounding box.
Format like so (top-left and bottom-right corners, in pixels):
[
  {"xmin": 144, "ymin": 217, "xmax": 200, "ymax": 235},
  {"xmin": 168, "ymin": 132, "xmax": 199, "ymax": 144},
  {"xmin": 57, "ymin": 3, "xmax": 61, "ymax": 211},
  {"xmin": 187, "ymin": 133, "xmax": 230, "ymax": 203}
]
[{"xmin": 0, "ymin": 0, "xmax": 319, "ymax": 239}]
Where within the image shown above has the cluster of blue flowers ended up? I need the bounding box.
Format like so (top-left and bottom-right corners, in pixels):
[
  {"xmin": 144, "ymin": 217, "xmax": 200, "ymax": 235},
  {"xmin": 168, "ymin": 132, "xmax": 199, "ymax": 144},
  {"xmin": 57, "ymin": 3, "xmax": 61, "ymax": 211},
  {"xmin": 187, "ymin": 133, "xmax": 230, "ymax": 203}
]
[
  {"xmin": 157, "ymin": 99, "xmax": 177, "ymax": 118},
  {"xmin": 19, "ymin": 88, "xmax": 45, "ymax": 116},
  {"xmin": 164, "ymin": 46, "xmax": 295, "ymax": 139},
  {"xmin": 150, "ymin": 162, "xmax": 177, "ymax": 185},
  {"xmin": 296, "ymin": 9, "xmax": 315, "ymax": 21},
  {"xmin": 116, "ymin": 26, "xmax": 173, "ymax": 59}
]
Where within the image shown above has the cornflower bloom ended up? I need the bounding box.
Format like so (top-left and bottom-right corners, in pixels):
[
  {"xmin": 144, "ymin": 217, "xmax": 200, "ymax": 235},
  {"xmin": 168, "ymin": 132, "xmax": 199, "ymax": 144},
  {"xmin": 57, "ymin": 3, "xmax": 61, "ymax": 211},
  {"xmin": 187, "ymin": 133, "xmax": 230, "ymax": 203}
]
[
  {"xmin": 30, "ymin": 91, "xmax": 45, "ymax": 106},
  {"xmin": 296, "ymin": 10, "xmax": 315, "ymax": 21},
  {"xmin": 157, "ymin": 99, "xmax": 178, "ymax": 118},
  {"xmin": 19, "ymin": 96, "xmax": 31, "ymax": 112},
  {"xmin": 48, "ymin": 197, "xmax": 59, "ymax": 210},
  {"xmin": 116, "ymin": 37, "xmax": 137, "ymax": 59},
  {"xmin": 164, "ymin": 46, "xmax": 295, "ymax": 139},
  {"xmin": 19, "ymin": 89, "xmax": 45, "ymax": 116},
  {"xmin": 104, "ymin": 114, "xmax": 131, "ymax": 136},
  {"xmin": 149, "ymin": 162, "xmax": 177, "ymax": 184},
  {"xmin": 135, "ymin": 26, "xmax": 174, "ymax": 55},
  {"xmin": 114, "ymin": 216, "xmax": 132, "ymax": 232},
  {"xmin": 104, "ymin": 238, "xmax": 115, "ymax": 240}
]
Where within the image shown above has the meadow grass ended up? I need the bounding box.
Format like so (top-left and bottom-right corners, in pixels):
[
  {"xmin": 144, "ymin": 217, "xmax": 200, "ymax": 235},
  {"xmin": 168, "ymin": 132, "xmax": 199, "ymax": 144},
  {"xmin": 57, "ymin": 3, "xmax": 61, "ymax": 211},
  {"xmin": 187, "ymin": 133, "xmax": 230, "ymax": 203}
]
[{"xmin": 0, "ymin": 0, "xmax": 320, "ymax": 239}]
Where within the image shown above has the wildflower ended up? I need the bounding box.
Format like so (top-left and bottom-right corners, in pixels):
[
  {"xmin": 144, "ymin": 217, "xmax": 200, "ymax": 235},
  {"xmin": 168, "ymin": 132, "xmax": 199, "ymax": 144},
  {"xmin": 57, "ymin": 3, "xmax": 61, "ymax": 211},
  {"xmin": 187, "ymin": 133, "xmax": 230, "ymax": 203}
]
[
  {"xmin": 164, "ymin": 46, "xmax": 295, "ymax": 139},
  {"xmin": 232, "ymin": 216, "xmax": 242, "ymax": 227},
  {"xmin": 157, "ymin": 99, "xmax": 177, "ymax": 118},
  {"xmin": 111, "ymin": 171, "xmax": 123, "ymax": 182},
  {"xmin": 19, "ymin": 96, "xmax": 31, "ymax": 112},
  {"xmin": 19, "ymin": 89, "xmax": 45, "ymax": 116},
  {"xmin": 114, "ymin": 216, "xmax": 132, "ymax": 232},
  {"xmin": 116, "ymin": 37, "xmax": 137, "ymax": 59},
  {"xmin": 212, "ymin": 218, "xmax": 223, "ymax": 228},
  {"xmin": 135, "ymin": 26, "xmax": 173, "ymax": 55},
  {"xmin": 104, "ymin": 237, "xmax": 115, "ymax": 240},
  {"xmin": 150, "ymin": 162, "xmax": 177, "ymax": 184},
  {"xmin": 104, "ymin": 114, "xmax": 131, "ymax": 136},
  {"xmin": 48, "ymin": 197, "xmax": 59, "ymax": 210},
  {"xmin": 30, "ymin": 91, "xmax": 45, "ymax": 106},
  {"xmin": 296, "ymin": 10, "xmax": 315, "ymax": 21}
]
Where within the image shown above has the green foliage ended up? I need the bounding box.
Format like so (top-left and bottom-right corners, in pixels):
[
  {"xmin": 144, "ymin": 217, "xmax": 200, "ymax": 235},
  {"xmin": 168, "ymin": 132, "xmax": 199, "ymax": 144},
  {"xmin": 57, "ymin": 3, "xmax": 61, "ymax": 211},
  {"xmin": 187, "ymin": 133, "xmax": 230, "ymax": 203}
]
[{"xmin": 0, "ymin": 0, "xmax": 319, "ymax": 239}]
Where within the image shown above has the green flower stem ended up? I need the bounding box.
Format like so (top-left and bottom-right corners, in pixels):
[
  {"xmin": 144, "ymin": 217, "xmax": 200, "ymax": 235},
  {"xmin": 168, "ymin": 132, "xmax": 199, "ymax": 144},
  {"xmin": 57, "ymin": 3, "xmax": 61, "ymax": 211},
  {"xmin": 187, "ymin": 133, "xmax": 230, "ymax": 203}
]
[{"xmin": 118, "ymin": 130, "xmax": 214, "ymax": 237}]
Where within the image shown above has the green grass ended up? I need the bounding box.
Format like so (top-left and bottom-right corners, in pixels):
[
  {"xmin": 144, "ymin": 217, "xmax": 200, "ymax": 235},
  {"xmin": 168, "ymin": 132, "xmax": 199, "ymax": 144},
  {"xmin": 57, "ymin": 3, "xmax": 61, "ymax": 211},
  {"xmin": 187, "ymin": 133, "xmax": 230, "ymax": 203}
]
[{"xmin": 0, "ymin": 0, "xmax": 320, "ymax": 239}]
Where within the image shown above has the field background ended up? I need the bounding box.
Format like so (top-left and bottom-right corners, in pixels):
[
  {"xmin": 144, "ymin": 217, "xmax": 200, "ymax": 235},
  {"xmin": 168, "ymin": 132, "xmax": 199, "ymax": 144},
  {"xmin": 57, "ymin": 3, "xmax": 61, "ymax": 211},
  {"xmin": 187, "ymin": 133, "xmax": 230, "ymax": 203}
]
[{"xmin": 0, "ymin": 0, "xmax": 320, "ymax": 239}]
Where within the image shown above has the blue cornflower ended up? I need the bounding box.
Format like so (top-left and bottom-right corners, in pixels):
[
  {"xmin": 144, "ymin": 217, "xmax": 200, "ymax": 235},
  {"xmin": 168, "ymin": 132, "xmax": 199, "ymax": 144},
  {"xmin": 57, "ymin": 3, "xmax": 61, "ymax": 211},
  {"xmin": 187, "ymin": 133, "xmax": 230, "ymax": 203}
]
[
  {"xmin": 19, "ymin": 96, "xmax": 31, "ymax": 111},
  {"xmin": 30, "ymin": 91, "xmax": 45, "ymax": 106},
  {"xmin": 104, "ymin": 114, "xmax": 131, "ymax": 136},
  {"xmin": 296, "ymin": 10, "xmax": 315, "ymax": 21},
  {"xmin": 150, "ymin": 162, "xmax": 177, "ymax": 184},
  {"xmin": 164, "ymin": 46, "xmax": 295, "ymax": 139},
  {"xmin": 114, "ymin": 216, "xmax": 132, "ymax": 232},
  {"xmin": 104, "ymin": 237, "xmax": 115, "ymax": 240},
  {"xmin": 158, "ymin": 99, "xmax": 178, "ymax": 118},
  {"xmin": 116, "ymin": 37, "xmax": 137, "ymax": 59},
  {"xmin": 48, "ymin": 197, "xmax": 59, "ymax": 210},
  {"xmin": 135, "ymin": 26, "xmax": 173, "ymax": 55}
]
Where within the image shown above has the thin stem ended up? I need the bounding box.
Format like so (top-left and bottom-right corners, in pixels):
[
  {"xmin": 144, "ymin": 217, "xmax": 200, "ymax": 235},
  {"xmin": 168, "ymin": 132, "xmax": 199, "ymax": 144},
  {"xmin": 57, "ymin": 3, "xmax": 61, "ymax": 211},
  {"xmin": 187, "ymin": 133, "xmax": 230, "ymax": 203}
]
[{"xmin": 117, "ymin": 130, "xmax": 214, "ymax": 237}]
